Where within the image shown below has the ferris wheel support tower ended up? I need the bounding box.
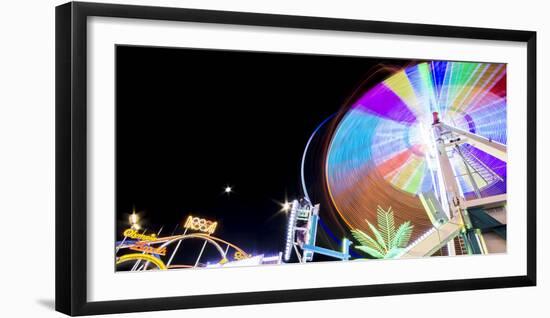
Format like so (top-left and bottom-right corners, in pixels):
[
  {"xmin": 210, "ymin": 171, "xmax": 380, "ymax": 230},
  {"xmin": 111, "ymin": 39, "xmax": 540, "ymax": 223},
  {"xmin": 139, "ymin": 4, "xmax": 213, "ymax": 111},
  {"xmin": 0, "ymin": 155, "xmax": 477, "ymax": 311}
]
[{"xmin": 401, "ymin": 112, "xmax": 507, "ymax": 258}]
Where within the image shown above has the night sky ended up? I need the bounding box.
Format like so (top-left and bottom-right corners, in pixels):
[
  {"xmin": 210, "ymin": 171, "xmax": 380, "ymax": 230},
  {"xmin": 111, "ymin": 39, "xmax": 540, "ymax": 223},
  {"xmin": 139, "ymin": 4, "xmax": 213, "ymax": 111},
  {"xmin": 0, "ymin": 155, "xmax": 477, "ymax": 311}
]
[{"xmin": 116, "ymin": 45, "xmax": 408, "ymax": 264}]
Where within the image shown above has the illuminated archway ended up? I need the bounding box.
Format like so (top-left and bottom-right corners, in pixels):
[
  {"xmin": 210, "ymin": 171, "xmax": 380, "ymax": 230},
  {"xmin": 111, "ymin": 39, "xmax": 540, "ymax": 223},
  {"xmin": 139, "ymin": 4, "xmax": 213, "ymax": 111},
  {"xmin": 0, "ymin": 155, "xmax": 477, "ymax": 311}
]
[
  {"xmin": 116, "ymin": 253, "xmax": 167, "ymax": 270},
  {"xmin": 158, "ymin": 233, "xmax": 249, "ymax": 265}
]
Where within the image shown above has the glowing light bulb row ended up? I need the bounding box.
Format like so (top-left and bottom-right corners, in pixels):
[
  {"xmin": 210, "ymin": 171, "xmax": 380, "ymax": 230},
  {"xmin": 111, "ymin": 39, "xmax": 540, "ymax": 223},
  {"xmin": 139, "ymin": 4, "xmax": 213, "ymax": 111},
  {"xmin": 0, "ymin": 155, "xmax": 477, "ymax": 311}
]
[{"xmin": 283, "ymin": 201, "xmax": 298, "ymax": 261}]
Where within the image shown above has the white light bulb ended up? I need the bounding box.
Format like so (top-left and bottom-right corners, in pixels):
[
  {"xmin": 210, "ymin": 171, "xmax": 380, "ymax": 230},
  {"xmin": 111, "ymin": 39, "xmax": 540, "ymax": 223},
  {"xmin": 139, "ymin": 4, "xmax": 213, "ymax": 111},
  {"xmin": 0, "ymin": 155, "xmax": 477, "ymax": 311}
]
[{"xmin": 282, "ymin": 201, "xmax": 291, "ymax": 212}]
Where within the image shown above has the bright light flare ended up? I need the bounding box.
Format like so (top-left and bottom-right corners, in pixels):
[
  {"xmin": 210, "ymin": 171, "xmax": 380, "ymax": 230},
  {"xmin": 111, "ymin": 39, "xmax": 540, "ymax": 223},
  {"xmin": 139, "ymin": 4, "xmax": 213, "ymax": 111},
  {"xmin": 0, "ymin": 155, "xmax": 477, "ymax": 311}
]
[
  {"xmin": 129, "ymin": 210, "xmax": 141, "ymax": 230},
  {"xmin": 129, "ymin": 212, "xmax": 138, "ymax": 224},
  {"xmin": 282, "ymin": 201, "xmax": 291, "ymax": 212},
  {"xmin": 224, "ymin": 186, "xmax": 232, "ymax": 194}
]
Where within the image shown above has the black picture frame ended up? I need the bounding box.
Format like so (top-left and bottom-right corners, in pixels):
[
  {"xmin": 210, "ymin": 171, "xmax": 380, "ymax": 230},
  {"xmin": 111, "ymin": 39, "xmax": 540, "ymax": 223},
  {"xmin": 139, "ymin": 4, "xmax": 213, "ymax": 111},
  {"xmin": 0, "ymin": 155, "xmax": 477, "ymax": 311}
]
[{"xmin": 55, "ymin": 1, "xmax": 537, "ymax": 316}]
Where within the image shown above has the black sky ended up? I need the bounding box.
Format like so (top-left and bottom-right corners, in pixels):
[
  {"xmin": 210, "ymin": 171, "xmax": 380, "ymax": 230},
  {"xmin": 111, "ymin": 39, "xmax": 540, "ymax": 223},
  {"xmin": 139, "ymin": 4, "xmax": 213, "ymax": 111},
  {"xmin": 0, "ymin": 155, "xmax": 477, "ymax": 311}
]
[{"xmin": 115, "ymin": 45, "xmax": 406, "ymax": 259}]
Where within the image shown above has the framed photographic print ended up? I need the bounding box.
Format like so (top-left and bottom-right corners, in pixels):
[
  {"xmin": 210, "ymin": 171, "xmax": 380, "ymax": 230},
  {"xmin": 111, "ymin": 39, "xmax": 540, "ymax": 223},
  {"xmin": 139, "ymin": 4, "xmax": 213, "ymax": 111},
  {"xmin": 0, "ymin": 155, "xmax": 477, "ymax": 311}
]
[{"xmin": 55, "ymin": 1, "xmax": 536, "ymax": 316}]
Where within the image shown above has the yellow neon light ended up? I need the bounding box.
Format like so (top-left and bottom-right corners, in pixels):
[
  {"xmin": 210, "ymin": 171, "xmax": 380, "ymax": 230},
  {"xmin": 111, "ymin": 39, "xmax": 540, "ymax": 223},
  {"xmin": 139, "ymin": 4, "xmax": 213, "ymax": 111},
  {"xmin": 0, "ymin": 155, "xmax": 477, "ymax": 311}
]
[
  {"xmin": 419, "ymin": 193, "xmax": 437, "ymax": 226},
  {"xmin": 129, "ymin": 241, "xmax": 167, "ymax": 255},
  {"xmin": 116, "ymin": 253, "xmax": 167, "ymax": 270},
  {"xmin": 184, "ymin": 215, "xmax": 218, "ymax": 235},
  {"xmin": 233, "ymin": 251, "xmax": 249, "ymax": 260},
  {"xmin": 192, "ymin": 233, "xmax": 249, "ymax": 258},
  {"xmin": 123, "ymin": 229, "xmax": 157, "ymax": 241}
]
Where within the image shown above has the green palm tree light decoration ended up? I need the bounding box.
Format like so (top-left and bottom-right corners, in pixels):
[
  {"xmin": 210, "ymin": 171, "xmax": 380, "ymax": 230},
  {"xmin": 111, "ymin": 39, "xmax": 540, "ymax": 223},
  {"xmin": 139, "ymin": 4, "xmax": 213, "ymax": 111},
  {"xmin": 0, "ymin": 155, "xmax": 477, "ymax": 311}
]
[{"xmin": 351, "ymin": 206, "xmax": 414, "ymax": 259}]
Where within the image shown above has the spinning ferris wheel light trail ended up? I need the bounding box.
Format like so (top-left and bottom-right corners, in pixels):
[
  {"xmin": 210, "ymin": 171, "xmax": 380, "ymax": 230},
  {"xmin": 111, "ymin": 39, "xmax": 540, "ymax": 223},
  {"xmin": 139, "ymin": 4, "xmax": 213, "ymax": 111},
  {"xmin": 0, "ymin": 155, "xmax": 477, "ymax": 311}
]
[{"xmin": 323, "ymin": 61, "xmax": 507, "ymax": 257}]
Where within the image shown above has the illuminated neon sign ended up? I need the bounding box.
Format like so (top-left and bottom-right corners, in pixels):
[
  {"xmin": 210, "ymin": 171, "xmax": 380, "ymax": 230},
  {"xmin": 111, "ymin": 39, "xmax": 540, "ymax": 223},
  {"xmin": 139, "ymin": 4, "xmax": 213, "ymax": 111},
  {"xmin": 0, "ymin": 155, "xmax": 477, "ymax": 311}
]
[
  {"xmin": 184, "ymin": 215, "xmax": 218, "ymax": 235},
  {"xmin": 116, "ymin": 253, "xmax": 167, "ymax": 270},
  {"xmin": 233, "ymin": 251, "xmax": 249, "ymax": 260},
  {"xmin": 129, "ymin": 241, "xmax": 167, "ymax": 256},
  {"xmin": 123, "ymin": 229, "xmax": 157, "ymax": 242}
]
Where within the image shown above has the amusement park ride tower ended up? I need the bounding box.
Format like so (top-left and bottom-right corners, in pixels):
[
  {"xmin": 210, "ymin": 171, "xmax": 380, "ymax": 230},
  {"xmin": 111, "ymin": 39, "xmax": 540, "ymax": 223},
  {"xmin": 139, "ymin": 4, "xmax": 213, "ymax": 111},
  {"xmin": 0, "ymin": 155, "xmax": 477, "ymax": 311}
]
[
  {"xmin": 283, "ymin": 199, "xmax": 351, "ymax": 263},
  {"xmin": 400, "ymin": 112, "xmax": 507, "ymax": 258}
]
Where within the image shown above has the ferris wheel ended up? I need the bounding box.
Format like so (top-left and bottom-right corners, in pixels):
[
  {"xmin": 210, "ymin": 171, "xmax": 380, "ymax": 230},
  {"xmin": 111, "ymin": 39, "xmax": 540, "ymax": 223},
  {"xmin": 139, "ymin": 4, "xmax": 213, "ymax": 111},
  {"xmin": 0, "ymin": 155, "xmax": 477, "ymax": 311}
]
[{"xmin": 323, "ymin": 61, "xmax": 507, "ymax": 256}]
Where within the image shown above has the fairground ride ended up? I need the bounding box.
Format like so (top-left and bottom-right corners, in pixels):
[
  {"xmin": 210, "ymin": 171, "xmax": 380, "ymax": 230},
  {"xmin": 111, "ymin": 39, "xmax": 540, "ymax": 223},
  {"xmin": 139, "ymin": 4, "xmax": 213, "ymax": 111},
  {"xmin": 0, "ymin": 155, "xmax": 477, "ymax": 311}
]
[
  {"xmin": 292, "ymin": 61, "xmax": 507, "ymax": 260},
  {"xmin": 115, "ymin": 215, "xmax": 282, "ymax": 271}
]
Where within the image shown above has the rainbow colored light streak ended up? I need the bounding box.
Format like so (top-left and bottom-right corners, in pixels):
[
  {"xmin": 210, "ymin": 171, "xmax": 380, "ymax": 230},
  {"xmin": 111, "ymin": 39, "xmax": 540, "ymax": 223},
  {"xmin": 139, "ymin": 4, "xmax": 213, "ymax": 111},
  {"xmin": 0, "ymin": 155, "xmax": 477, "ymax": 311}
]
[{"xmin": 326, "ymin": 61, "xmax": 506, "ymax": 234}]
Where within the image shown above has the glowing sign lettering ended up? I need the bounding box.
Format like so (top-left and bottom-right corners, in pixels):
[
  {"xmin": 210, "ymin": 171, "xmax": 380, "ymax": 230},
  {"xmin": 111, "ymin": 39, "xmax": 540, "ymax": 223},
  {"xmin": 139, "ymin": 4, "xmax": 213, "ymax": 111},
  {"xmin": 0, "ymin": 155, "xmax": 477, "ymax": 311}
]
[
  {"xmin": 129, "ymin": 241, "xmax": 167, "ymax": 256},
  {"xmin": 184, "ymin": 215, "xmax": 217, "ymax": 234},
  {"xmin": 123, "ymin": 229, "xmax": 157, "ymax": 242}
]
